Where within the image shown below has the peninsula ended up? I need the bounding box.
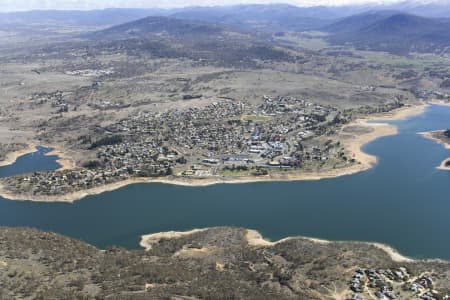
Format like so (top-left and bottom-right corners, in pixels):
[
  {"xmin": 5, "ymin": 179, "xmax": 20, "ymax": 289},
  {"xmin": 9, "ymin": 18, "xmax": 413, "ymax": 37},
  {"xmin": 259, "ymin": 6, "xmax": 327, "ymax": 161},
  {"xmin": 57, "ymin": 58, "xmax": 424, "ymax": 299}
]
[
  {"xmin": 0, "ymin": 104, "xmax": 426, "ymax": 202},
  {"xmin": 1, "ymin": 226, "xmax": 449, "ymax": 299}
]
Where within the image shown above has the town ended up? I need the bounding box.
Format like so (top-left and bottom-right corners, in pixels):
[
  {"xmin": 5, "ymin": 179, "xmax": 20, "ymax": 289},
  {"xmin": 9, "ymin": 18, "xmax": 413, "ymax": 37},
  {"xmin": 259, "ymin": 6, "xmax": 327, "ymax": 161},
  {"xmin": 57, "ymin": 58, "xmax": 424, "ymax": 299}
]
[{"xmin": 1, "ymin": 95, "xmax": 360, "ymax": 197}]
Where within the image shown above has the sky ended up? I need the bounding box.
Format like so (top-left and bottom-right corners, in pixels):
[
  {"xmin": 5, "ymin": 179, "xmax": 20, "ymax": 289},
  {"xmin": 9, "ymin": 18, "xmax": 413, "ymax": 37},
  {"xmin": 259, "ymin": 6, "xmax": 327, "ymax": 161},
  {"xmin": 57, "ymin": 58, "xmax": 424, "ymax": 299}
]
[{"xmin": 0, "ymin": 0, "xmax": 427, "ymax": 12}]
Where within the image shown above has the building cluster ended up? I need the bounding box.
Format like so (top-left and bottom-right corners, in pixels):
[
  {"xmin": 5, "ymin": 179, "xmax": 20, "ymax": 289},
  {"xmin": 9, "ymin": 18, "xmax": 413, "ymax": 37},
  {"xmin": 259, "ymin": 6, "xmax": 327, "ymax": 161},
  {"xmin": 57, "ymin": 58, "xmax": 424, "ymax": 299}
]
[
  {"xmin": 64, "ymin": 68, "xmax": 114, "ymax": 77},
  {"xmin": 4, "ymin": 156, "xmax": 173, "ymax": 196},
  {"xmin": 350, "ymin": 268, "xmax": 449, "ymax": 300},
  {"xmin": 413, "ymin": 89, "xmax": 450, "ymax": 101},
  {"xmin": 5, "ymin": 169, "xmax": 124, "ymax": 195},
  {"xmin": 3, "ymin": 97, "xmax": 353, "ymax": 196},
  {"xmin": 97, "ymin": 141, "xmax": 175, "ymax": 177},
  {"xmin": 31, "ymin": 90, "xmax": 69, "ymax": 113},
  {"xmin": 106, "ymin": 96, "xmax": 343, "ymax": 168}
]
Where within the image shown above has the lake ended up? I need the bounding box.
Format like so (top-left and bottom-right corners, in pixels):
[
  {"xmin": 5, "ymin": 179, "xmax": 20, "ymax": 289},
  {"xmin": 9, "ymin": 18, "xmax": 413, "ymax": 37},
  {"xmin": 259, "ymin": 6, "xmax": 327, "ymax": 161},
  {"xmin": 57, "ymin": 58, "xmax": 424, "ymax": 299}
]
[{"xmin": 1, "ymin": 105, "xmax": 449, "ymax": 259}]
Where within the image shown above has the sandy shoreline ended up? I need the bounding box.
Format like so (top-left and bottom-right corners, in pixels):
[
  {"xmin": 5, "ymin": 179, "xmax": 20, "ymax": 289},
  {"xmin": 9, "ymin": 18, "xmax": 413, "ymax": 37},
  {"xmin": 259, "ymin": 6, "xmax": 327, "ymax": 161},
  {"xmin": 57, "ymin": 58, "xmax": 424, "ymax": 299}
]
[
  {"xmin": 438, "ymin": 158, "xmax": 450, "ymax": 171},
  {"xmin": 244, "ymin": 229, "xmax": 412, "ymax": 262},
  {"xmin": 140, "ymin": 229, "xmax": 208, "ymax": 251},
  {"xmin": 419, "ymin": 130, "xmax": 450, "ymax": 171},
  {"xmin": 419, "ymin": 131, "xmax": 450, "ymax": 150},
  {"xmin": 46, "ymin": 145, "xmax": 77, "ymax": 171},
  {"xmin": 142, "ymin": 228, "xmax": 413, "ymax": 262},
  {"xmin": 0, "ymin": 103, "xmax": 428, "ymax": 203},
  {"xmin": 428, "ymin": 99, "xmax": 450, "ymax": 107}
]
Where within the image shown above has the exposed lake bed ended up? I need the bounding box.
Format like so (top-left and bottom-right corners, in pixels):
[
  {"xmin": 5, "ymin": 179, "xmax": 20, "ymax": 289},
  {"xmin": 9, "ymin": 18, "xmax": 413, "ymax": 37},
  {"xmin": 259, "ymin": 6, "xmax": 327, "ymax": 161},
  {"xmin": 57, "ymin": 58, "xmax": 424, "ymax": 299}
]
[{"xmin": 1, "ymin": 104, "xmax": 449, "ymax": 260}]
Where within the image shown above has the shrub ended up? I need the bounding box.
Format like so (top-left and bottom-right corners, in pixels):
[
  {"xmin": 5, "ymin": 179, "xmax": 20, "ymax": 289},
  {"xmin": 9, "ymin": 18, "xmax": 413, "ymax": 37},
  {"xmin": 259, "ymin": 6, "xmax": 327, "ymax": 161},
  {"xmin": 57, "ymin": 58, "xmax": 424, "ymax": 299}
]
[{"xmin": 89, "ymin": 135, "xmax": 123, "ymax": 149}]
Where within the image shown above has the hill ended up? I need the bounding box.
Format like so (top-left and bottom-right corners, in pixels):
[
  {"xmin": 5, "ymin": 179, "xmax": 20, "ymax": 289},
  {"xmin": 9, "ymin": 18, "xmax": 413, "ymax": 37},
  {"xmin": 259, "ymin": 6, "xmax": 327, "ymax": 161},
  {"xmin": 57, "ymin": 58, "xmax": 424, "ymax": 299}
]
[
  {"xmin": 325, "ymin": 12, "xmax": 450, "ymax": 54},
  {"xmin": 83, "ymin": 16, "xmax": 292, "ymax": 68},
  {"xmin": 1, "ymin": 227, "xmax": 450, "ymax": 299},
  {"xmin": 88, "ymin": 16, "xmax": 227, "ymax": 39}
]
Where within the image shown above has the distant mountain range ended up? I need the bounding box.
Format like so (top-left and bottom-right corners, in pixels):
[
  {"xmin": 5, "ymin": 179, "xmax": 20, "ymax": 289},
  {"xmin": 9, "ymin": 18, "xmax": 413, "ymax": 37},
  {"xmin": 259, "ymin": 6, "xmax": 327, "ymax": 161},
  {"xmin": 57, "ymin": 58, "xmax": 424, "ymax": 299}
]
[
  {"xmin": 168, "ymin": 4, "xmax": 356, "ymax": 32},
  {"xmin": 1, "ymin": 1, "xmax": 450, "ymax": 29},
  {"xmin": 2, "ymin": 2, "xmax": 450, "ymax": 55},
  {"xmin": 325, "ymin": 12, "xmax": 450, "ymax": 54}
]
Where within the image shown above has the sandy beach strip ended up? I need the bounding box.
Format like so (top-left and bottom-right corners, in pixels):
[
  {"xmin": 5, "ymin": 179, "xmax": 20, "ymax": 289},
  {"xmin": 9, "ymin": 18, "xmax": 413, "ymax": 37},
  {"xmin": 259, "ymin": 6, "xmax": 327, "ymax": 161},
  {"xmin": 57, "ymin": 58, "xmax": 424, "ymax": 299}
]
[
  {"xmin": 342, "ymin": 120, "xmax": 397, "ymax": 169},
  {"xmin": 428, "ymin": 99, "xmax": 450, "ymax": 107},
  {"xmin": 419, "ymin": 130, "xmax": 450, "ymax": 150},
  {"xmin": 46, "ymin": 145, "xmax": 77, "ymax": 171},
  {"xmin": 370, "ymin": 243, "xmax": 413, "ymax": 263},
  {"xmin": 0, "ymin": 103, "xmax": 429, "ymax": 203},
  {"xmin": 140, "ymin": 228, "xmax": 413, "ymax": 263},
  {"xmin": 245, "ymin": 229, "xmax": 412, "ymax": 262},
  {"xmin": 438, "ymin": 158, "xmax": 450, "ymax": 171},
  {"xmin": 140, "ymin": 229, "xmax": 208, "ymax": 251},
  {"xmin": 364, "ymin": 103, "xmax": 428, "ymax": 122},
  {"xmin": 246, "ymin": 229, "xmax": 329, "ymax": 247}
]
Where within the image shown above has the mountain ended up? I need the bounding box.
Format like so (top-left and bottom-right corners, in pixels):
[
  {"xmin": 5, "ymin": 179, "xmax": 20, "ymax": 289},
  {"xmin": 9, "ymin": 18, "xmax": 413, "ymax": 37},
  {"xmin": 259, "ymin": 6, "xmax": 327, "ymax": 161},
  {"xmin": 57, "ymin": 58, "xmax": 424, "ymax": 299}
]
[
  {"xmin": 325, "ymin": 12, "xmax": 450, "ymax": 54},
  {"xmin": 88, "ymin": 16, "xmax": 226, "ymax": 39},
  {"xmin": 323, "ymin": 10, "xmax": 398, "ymax": 34},
  {"xmin": 0, "ymin": 4, "xmax": 359, "ymax": 33},
  {"xmin": 376, "ymin": 0, "xmax": 450, "ymax": 18},
  {"xmin": 168, "ymin": 4, "xmax": 356, "ymax": 32},
  {"xmin": 2, "ymin": 2, "xmax": 450, "ymax": 31}
]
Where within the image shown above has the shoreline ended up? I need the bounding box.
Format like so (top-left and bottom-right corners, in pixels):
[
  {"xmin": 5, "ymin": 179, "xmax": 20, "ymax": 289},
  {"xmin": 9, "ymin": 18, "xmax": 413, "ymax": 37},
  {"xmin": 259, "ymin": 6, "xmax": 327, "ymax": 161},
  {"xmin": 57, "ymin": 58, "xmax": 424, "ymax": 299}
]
[
  {"xmin": 438, "ymin": 158, "xmax": 450, "ymax": 171},
  {"xmin": 428, "ymin": 99, "xmax": 450, "ymax": 107},
  {"xmin": 0, "ymin": 143, "xmax": 76, "ymax": 171},
  {"xmin": 0, "ymin": 143, "xmax": 37, "ymax": 168},
  {"xmin": 46, "ymin": 145, "xmax": 77, "ymax": 171},
  {"xmin": 418, "ymin": 130, "xmax": 450, "ymax": 171},
  {"xmin": 419, "ymin": 130, "xmax": 450, "ymax": 150},
  {"xmin": 0, "ymin": 103, "xmax": 428, "ymax": 203},
  {"xmin": 245, "ymin": 229, "xmax": 413, "ymax": 262},
  {"xmin": 141, "ymin": 228, "xmax": 416, "ymax": 263},
  {"xmin": 140, "ymin": 229, "xmax": 208, "ymax": 251}
]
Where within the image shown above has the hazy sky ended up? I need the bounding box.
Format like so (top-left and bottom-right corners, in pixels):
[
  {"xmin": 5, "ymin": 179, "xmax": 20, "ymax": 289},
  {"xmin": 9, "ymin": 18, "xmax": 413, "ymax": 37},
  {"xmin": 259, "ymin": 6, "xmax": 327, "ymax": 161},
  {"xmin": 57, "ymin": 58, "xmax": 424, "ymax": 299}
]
[{"xmin": 0, "ymin": 0, "xmax": 423, "ymax": 12}]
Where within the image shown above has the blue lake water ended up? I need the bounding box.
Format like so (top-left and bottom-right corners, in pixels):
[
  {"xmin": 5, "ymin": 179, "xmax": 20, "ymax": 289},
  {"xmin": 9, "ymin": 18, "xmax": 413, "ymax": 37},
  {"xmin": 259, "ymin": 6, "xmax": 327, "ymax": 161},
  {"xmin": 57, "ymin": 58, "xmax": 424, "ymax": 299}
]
[{"xmin": 0, "ymin": 105, "xmax": 449, "ymax": 259}]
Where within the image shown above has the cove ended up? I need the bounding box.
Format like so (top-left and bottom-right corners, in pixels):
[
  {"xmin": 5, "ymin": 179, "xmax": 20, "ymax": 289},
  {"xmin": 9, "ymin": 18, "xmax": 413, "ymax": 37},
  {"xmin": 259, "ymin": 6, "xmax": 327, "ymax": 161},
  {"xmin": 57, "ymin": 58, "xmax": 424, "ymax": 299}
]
[{"xmin": 0, "ymin": 105, "xmax": 449, "ymax": 259}]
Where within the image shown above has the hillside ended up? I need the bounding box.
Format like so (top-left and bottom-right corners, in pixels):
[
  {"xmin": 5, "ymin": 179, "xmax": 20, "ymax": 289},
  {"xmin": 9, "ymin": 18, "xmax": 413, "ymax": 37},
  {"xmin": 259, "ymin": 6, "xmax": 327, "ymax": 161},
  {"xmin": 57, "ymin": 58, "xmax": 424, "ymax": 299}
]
[
  {"xmin": 325, "ymin": 12, "xmax": 450, "ymax": 54},
  {"xmin": 1, "ymin": 227, "xmax": 450, "ymax": 299},
  {"xmin": 89, "ymin": 16, "xmax": 227, "ymax": 39},
  {"xmin": 84, "ymin": 16, "xmax": 292, "ymax": 68}
]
